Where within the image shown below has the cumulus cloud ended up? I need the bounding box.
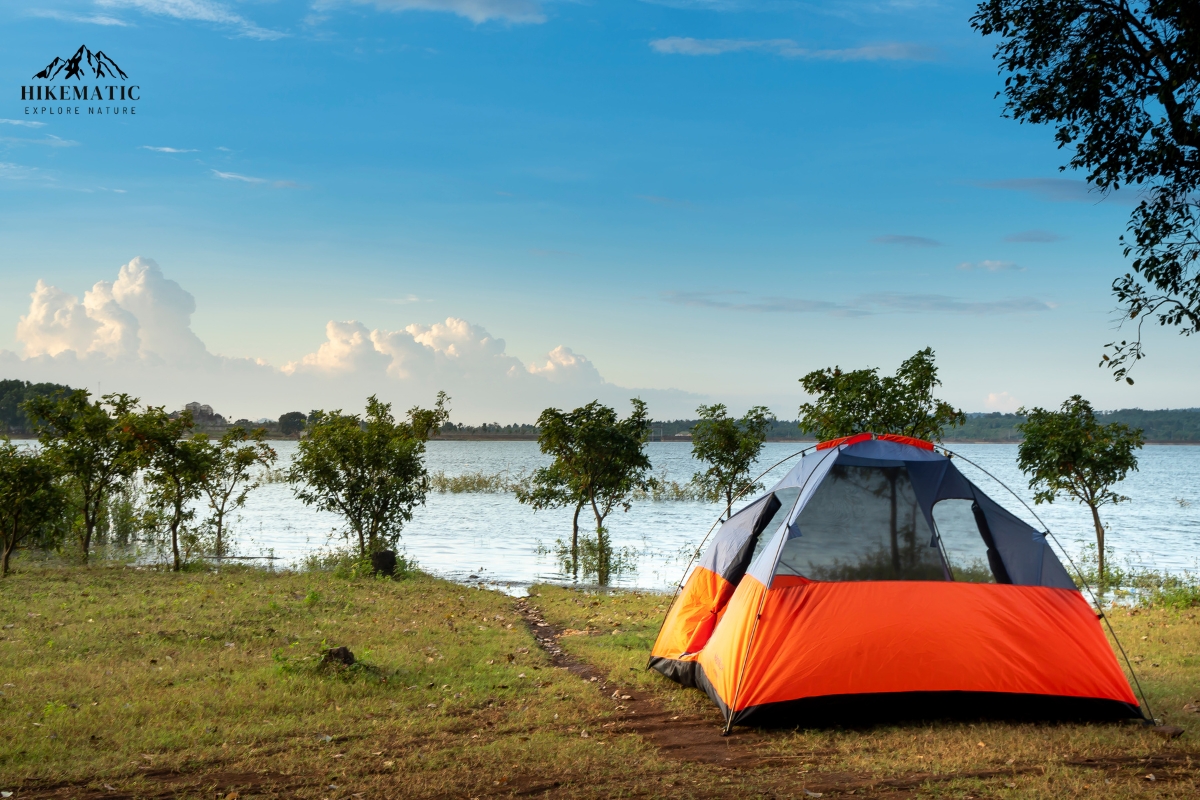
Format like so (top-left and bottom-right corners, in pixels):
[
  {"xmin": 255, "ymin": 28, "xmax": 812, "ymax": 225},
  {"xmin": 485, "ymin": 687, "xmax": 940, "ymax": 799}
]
[
  {"xmin": 650, "ymin": 38, "xmax": 936, "ymax": 60},
  {"xmin": 956, "ymin": 260, "xmax": 1024, "ymax": 272},
  {"xmin": 5, "ymin": 259, "xmax": 694, "ymax": 421},
  {"xmin": 527, "ymin": 346, "xmax": 603, "ymax": 385},
  {"xmin": 328, "ymin": 0, "xmax": 545, "ymax": 24},
  {"xmin": 984, "ymin": 391, "xmax": 1020, "ymax": 413},
  {"xmin": 16, "ymin": 258, "xmax": 208, "ymax": 364},
  {"xmin": 872, "ymin": 234, "xmax": 941, "ymax": 247},
  {"xmin": 97, "ymin": 0, "xmax": 286, "ymax": 39}
]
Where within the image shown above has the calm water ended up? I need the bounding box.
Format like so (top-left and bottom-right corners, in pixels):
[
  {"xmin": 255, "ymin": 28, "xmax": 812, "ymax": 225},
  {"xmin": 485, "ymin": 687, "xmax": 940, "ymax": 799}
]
[{"xmin": 225, "ymin": 441, "xmax": 1200, "ymax": 592}]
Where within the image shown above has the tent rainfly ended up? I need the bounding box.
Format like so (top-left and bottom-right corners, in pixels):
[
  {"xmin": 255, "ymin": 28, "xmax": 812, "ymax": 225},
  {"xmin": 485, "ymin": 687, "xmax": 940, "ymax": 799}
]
[{"xmin": 649, "ymin": 433, "xmax": 1143, "ymax": 730}]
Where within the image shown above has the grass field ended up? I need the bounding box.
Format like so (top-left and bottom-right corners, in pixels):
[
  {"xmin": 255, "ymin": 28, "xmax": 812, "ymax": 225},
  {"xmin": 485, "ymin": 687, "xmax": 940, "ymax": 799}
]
[{"xmin": 1, "ymin": 563, "xmax": 1197, "ymax": 798}]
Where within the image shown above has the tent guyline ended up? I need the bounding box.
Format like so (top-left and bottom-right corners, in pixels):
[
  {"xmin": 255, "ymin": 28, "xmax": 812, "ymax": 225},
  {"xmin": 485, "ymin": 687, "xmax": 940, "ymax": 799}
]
[{"xmin": 649, "ymin": 432, "xmax": 1147, "ymax": 731}]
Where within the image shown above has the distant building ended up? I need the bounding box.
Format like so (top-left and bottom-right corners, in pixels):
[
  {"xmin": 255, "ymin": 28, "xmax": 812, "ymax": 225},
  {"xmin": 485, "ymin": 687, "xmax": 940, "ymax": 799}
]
[{"xmin": 181, "ymin": 401, "xmax": 227, "ymax": 427}]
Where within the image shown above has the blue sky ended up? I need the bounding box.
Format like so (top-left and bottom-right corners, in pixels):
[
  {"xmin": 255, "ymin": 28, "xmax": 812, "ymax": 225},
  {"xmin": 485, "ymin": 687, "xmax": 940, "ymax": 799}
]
[{"xmin": 1, "ymin": 0, "xmax": 1195, "ymax": 422}]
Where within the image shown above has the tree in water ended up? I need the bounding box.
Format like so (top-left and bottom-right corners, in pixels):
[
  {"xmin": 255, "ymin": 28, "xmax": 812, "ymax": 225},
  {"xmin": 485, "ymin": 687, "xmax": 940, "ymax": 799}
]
[
  {"xmin": 690, "ymin": 404, "xmax": 773, "ymax": 520},
  {"xmin": 138, "ymin": 408, "xmax": 213, "ymax": 572},
  {"xmin": 289, "ymin": 394, "xmax": 449, "ymax": 558},
  {"xmin": 518, "ymin": 399, "xmax": 654, "ymax": 584},
  {"xmin": 196, "ymin": 426, "xmax": 277, "ymax": 558},
  {"xmin": 1017, "ymin": 395, "xmax": 1143, "ymax": 588},
  {"xmin": 972, "ymin": 0, "xmax": 1200, "ymax": 380},
  {"xmin": 24, "ymin": 391, "xmax": 142, "ymax": 562}
]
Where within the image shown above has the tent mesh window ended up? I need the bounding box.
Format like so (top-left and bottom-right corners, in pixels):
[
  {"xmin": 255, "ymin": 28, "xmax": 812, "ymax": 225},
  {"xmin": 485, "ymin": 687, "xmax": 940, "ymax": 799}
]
[
  {"xmin": 774, "ymin": 465, "xmax": 947, "ymax": 581},
  {"xmin": 932, "ymin": 499, "xmax": 999, "ymax": 583}
]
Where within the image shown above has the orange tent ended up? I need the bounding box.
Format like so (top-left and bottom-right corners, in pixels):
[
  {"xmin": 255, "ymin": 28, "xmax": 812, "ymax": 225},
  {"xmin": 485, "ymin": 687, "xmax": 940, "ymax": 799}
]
[{"xmin": 650, "ymin": 434, "xmax": 1142, "ymax": 729}]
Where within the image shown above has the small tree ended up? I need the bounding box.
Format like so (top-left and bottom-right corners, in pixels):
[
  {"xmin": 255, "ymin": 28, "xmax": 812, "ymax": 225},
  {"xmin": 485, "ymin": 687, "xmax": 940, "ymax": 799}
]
[
  {"xmin": 279, "ymin": 412, "xmax": 306, "ymax": 437},
  {"xmin": 289, "ymin": 393, "xmax": 449, "ymax": 558},
  {"xmin": 24, "ymin": 391, "xmax": 142, "ymax": 562},
  {"xmin": 798, "ymin": 348, "xmax": 965, "ymax": 441},
  {"xmin": 197, "ymin": 427, "xmax": 277, "ymax": 558},
  {"xmin": 138, "ymin": 409, "xmax": 214, "ymax": 571},
  {"xmin": 0, "ymin": 441, "xmax": 68, "ymax": 576},
  {"xmin": 1017, "ymin": 396, "xmax": 1144, "ymax": 586},
  {"xmin": 691, "ymin": 404, "xmax": 773, "ymax": 520},
  {"xmin": 518, "ymin": 399, "xmax": 653, "ymax": 584}
]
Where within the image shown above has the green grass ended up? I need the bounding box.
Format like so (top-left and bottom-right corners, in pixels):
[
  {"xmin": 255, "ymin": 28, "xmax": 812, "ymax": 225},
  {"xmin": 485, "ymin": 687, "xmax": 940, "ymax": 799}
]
[
  {"xmin": 0, "ymin": 563, "xmax": 1197, "ymax": 798},
  {"xmin": 532, "ymin": 583, "xmax": 1200, "ymax": 798}
]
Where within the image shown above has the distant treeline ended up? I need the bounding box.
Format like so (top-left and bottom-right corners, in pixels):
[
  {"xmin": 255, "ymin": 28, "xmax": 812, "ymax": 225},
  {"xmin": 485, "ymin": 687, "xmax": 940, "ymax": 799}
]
[
  {"xmin": 943, "ymin": 409, "xmax": 1200, "ymax": 443},
  {"xmin": 0, "ymin": 379, "xmax": 73, "ymax": 435},
  {"xmin": 5, "ymin": 377, "xmax": 1199, "ymax": 442}
]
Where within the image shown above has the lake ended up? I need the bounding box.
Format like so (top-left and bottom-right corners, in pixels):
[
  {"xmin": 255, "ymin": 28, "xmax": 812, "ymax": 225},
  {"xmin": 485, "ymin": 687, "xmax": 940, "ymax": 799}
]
[{"xmin": 226, "ymin": 441, "xmax": 1200, "ymax": 593}]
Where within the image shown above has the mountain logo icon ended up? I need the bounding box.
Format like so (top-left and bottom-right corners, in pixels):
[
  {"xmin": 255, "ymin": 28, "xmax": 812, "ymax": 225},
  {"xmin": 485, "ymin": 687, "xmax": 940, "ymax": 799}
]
[{"xmin": 34, "ymin": 45, "xmax": 128, "ymax": 81}]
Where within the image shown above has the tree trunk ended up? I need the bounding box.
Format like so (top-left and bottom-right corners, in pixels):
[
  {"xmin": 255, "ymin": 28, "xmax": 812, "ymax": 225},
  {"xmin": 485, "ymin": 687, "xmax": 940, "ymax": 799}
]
[
  {"xmin": 725, "ymin": 487, "xmax": 733, "ymax": 521},
  {"xmin": 591, "ymin": 500, "xmax": 609, "ymax": 586},
  {"xmin": 171, "ymin": 510, "xmax": 181, "ymax": 572},
  {"xmin": 1089, "ymin": 504, "xmax": 1106, "ymax": 587},
  {"xmin": 2, "ymin": 536, "xmax": 13, "ymax": 577},
  {"xmin": 82, "ymin": 494, "xmax": 96, "ymax": 565},
  {"xmin": 570, "ymin": 502, "xmax": 583, "ymax": 580}
]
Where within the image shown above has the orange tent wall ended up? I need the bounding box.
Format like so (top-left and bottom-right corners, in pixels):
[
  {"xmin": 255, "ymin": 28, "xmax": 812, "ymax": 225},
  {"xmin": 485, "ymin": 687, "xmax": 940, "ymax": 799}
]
[
  {"xmin": 696, "ymin": 577, "xmax": 1138, "ymax": 716},
  {"xmin": 651, "ymin": 565, "xmax": 737, "ymax": 662}
]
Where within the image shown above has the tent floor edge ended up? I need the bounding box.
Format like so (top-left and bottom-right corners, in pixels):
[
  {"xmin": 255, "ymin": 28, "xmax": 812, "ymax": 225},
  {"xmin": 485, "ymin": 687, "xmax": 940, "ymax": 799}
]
[
  {"xmin": 647, "ymin": 656, "xmax": 699, "ymax": 688},
  {"xmin": 729, "ymin": 691, "xmax": 1145, "ymax": 729}
]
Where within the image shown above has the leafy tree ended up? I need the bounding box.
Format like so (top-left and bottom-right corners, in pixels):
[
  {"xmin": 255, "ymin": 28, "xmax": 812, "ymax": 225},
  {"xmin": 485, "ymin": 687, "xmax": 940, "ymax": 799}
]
[
  {"xmin": 138, "ymin": 408, "xmax": 214, "ymax": 571},
  {"xmin": 691, "ymin": 404, "xmax": 773, "ymax": 520},
  {"xmin": 279, "ymin": 411, "xmax": 306, "ymax": 437},
  {"xmin": 197, "ymin": 427, "xmax": 277, "ymax": 558},
  {"xmin": 0, "ymin": 440, "xmax": 68, "ymax": 576},
  {"xmin": 289, "ymin": 393, "xmax": 449, "ymax": 558},
  {"xmin": 971, "ymin": 1, "xmax": 1200, "ymax": 380},
  {"xmin": 518, "ymin": 399, "xmax": 653, "ymax": 583},
  {"xmin": 1017, "ymin": 395, "xmax": 1144, "ymax": 585},
  {"xmin": 797, "ymin": 348, "xmax": 965, "ymax": 441},
  {"xmin": 24, "ymin": 391, "xmax": 142, "ymax": 562}
]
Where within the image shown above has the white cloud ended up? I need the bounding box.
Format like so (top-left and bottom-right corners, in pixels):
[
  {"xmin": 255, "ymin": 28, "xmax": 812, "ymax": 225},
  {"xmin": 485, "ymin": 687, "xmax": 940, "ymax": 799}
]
[
  {"xmin": 212, "ymin": 169, "xmax": 300, "ymax": 188},
  {"xmin": 29, "ymin": 9, "xmax": 130, "ymax": 25},
  {"xmin": 6, "ymin": 260, "xmax": 697, "ymax": 422},
  {"xmin": 0, "ymin": 163, "xmax": 41, "ymax": 180},
  {"xmin": 327, "ymin": 0, "xmax": 545, "ymax": 24},
  {"xmin": 97, "ymin": 0, "xmax": 286, "ymax": 39},
  {"xmin": 0, "ymin": 120, "xmax": 47, "ymax": 128},
  {"xmin": 1, "ymin": 135, "xmax": 79, "ymax": 148},
  {"xmin": 527, "ymin": 346, "xmax": 603, "ymax": 385},
  {"xmin": 957, "ymin": 260, "xmax": 1024, "ymax": 272},
  {"xmin": 142, "ymin": 145, "xmax": 198, "ymax": 153},
  {"xmin": 984, "ymin": 391, "xmax": 1020, "ymax": 413},
  {"xmin": 650, "ymin": 38, "xmax": 936, "ymax": 61}
]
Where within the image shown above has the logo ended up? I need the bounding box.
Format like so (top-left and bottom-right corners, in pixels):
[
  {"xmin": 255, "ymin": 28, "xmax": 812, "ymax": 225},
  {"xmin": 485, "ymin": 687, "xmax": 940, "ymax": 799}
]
[
  {"xmin": 34, "ymin": 45, "xmax": 128, "ymax": 81},
  {"xmin": 20, "ymin": 45, "xmax": 140, "ymax": 117}
]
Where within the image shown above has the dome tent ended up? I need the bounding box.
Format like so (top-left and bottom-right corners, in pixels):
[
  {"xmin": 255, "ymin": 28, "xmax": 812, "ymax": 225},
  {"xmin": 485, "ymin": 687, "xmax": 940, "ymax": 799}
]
[{"xmin": 650, "ymin": 433, "xmax": 1143, "ymax": 730}]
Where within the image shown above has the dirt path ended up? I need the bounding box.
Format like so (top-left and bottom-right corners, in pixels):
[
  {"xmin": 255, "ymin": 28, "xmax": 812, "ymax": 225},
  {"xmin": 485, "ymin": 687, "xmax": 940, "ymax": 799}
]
[
  {"xmin": 513, "ymin": 596, "xmax": 773, "ymax": 768},
  {"xmin": 515, "ymin": 596, "xmax": 1200, "ymax": 797}
]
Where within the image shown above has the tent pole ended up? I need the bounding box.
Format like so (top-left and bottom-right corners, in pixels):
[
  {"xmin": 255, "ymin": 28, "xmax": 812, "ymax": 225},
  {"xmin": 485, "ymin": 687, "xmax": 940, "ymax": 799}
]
[
  {"xmin": 722, "ymin": 446, "xmax": 840, "ymax": 735},
  {"xmin": 940, "ymin": 446, "xmax": 1158, "ymax": 726},
  {"xmin": 645, "ymin": 446, "xmax": 813, "ymax": 670}
]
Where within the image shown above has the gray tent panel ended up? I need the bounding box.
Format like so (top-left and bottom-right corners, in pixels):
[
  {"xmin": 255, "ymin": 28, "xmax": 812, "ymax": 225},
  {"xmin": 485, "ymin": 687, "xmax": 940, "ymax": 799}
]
[
  {"xmin": 970, "ymin": 490, "xmax": 1075, "ymax": 589},
  {"xmin": 697, "ymin": 493, "xmax": 780, "ymax": 582}
]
